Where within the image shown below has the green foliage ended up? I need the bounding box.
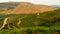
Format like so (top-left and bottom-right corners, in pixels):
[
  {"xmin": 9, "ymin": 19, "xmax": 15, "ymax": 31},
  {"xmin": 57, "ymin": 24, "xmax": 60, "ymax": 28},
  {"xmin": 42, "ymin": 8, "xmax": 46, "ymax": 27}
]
[
  {"xmin": 0, "ymin": 26, "xmax": 60, "ymax": 34},
  {"xmin": 0, "ymin": 27, "xmax": 50, "ymax": 34},
  {"xmin": 0, "ymin": 9, "xmax": 60, "ymax": 34}
]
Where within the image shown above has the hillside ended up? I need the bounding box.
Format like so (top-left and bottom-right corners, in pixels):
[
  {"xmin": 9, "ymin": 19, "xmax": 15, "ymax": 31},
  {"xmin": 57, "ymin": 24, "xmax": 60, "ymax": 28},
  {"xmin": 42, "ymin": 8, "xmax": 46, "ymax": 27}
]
[
  {"xmin": 0, "ymin": 2, "xmax": 60, "ymax": 34},
  {"xmin": 0, "ymin": 2, "xmax": 57, "ymax": 14},
  {"xmin": 0, "ymin": 8, "xmax": 60, "ymax": 34}
]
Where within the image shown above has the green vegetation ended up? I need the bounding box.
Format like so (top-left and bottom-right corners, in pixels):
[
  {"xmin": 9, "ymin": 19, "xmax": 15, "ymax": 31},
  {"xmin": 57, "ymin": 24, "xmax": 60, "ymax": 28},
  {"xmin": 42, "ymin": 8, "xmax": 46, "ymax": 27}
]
[{"xmin": 0, "ymin": 9, "xmax": 60, "ymax": 34}]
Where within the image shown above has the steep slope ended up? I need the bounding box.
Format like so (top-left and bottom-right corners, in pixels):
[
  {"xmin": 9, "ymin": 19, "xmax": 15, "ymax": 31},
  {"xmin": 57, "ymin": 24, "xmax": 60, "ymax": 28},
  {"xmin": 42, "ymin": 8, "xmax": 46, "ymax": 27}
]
[{"xmin": 0, "ymin": 2, "xmax": 57, "ymax": 14}]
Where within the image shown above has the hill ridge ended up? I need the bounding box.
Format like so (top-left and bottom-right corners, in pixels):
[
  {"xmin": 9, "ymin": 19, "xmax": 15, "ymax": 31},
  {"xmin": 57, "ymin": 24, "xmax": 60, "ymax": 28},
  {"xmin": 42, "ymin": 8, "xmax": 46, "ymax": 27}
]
[{"xmin": 0, "ymin": 2, "xmax": 57, "ymax": 14}]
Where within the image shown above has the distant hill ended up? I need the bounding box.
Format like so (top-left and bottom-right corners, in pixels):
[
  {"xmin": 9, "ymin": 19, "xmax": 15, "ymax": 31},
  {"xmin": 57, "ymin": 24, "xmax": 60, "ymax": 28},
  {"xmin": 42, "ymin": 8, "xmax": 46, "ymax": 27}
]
[
  {"xmin": 52, "ymin": 5, "xmax": 60, "ymax": 8},
  {"xmin": 0, "ymin": 2, "xmax": 57, "ymax": 14}
]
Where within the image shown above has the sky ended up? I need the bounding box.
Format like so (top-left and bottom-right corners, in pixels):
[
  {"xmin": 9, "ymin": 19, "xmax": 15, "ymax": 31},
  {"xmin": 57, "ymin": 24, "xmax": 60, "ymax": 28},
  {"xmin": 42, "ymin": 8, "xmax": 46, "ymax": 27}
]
[{"xmin": 0, "ymin": 0, "xmax": 60, "ymax": 5}]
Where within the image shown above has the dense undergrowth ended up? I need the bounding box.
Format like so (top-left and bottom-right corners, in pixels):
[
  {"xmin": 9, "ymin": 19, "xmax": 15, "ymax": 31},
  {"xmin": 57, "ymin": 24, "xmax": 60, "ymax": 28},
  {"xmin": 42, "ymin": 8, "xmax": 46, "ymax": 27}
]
[{"xmin": 0, "ymin": 9, "xmax": 60, "ymax": 34}]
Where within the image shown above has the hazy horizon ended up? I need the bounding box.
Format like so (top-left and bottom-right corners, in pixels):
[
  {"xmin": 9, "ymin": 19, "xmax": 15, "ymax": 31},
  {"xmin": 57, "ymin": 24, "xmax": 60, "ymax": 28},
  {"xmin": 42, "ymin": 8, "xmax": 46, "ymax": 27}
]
[{"xmin": 0, "ymin": 0, "xmax": 60, "ymax": 6}]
